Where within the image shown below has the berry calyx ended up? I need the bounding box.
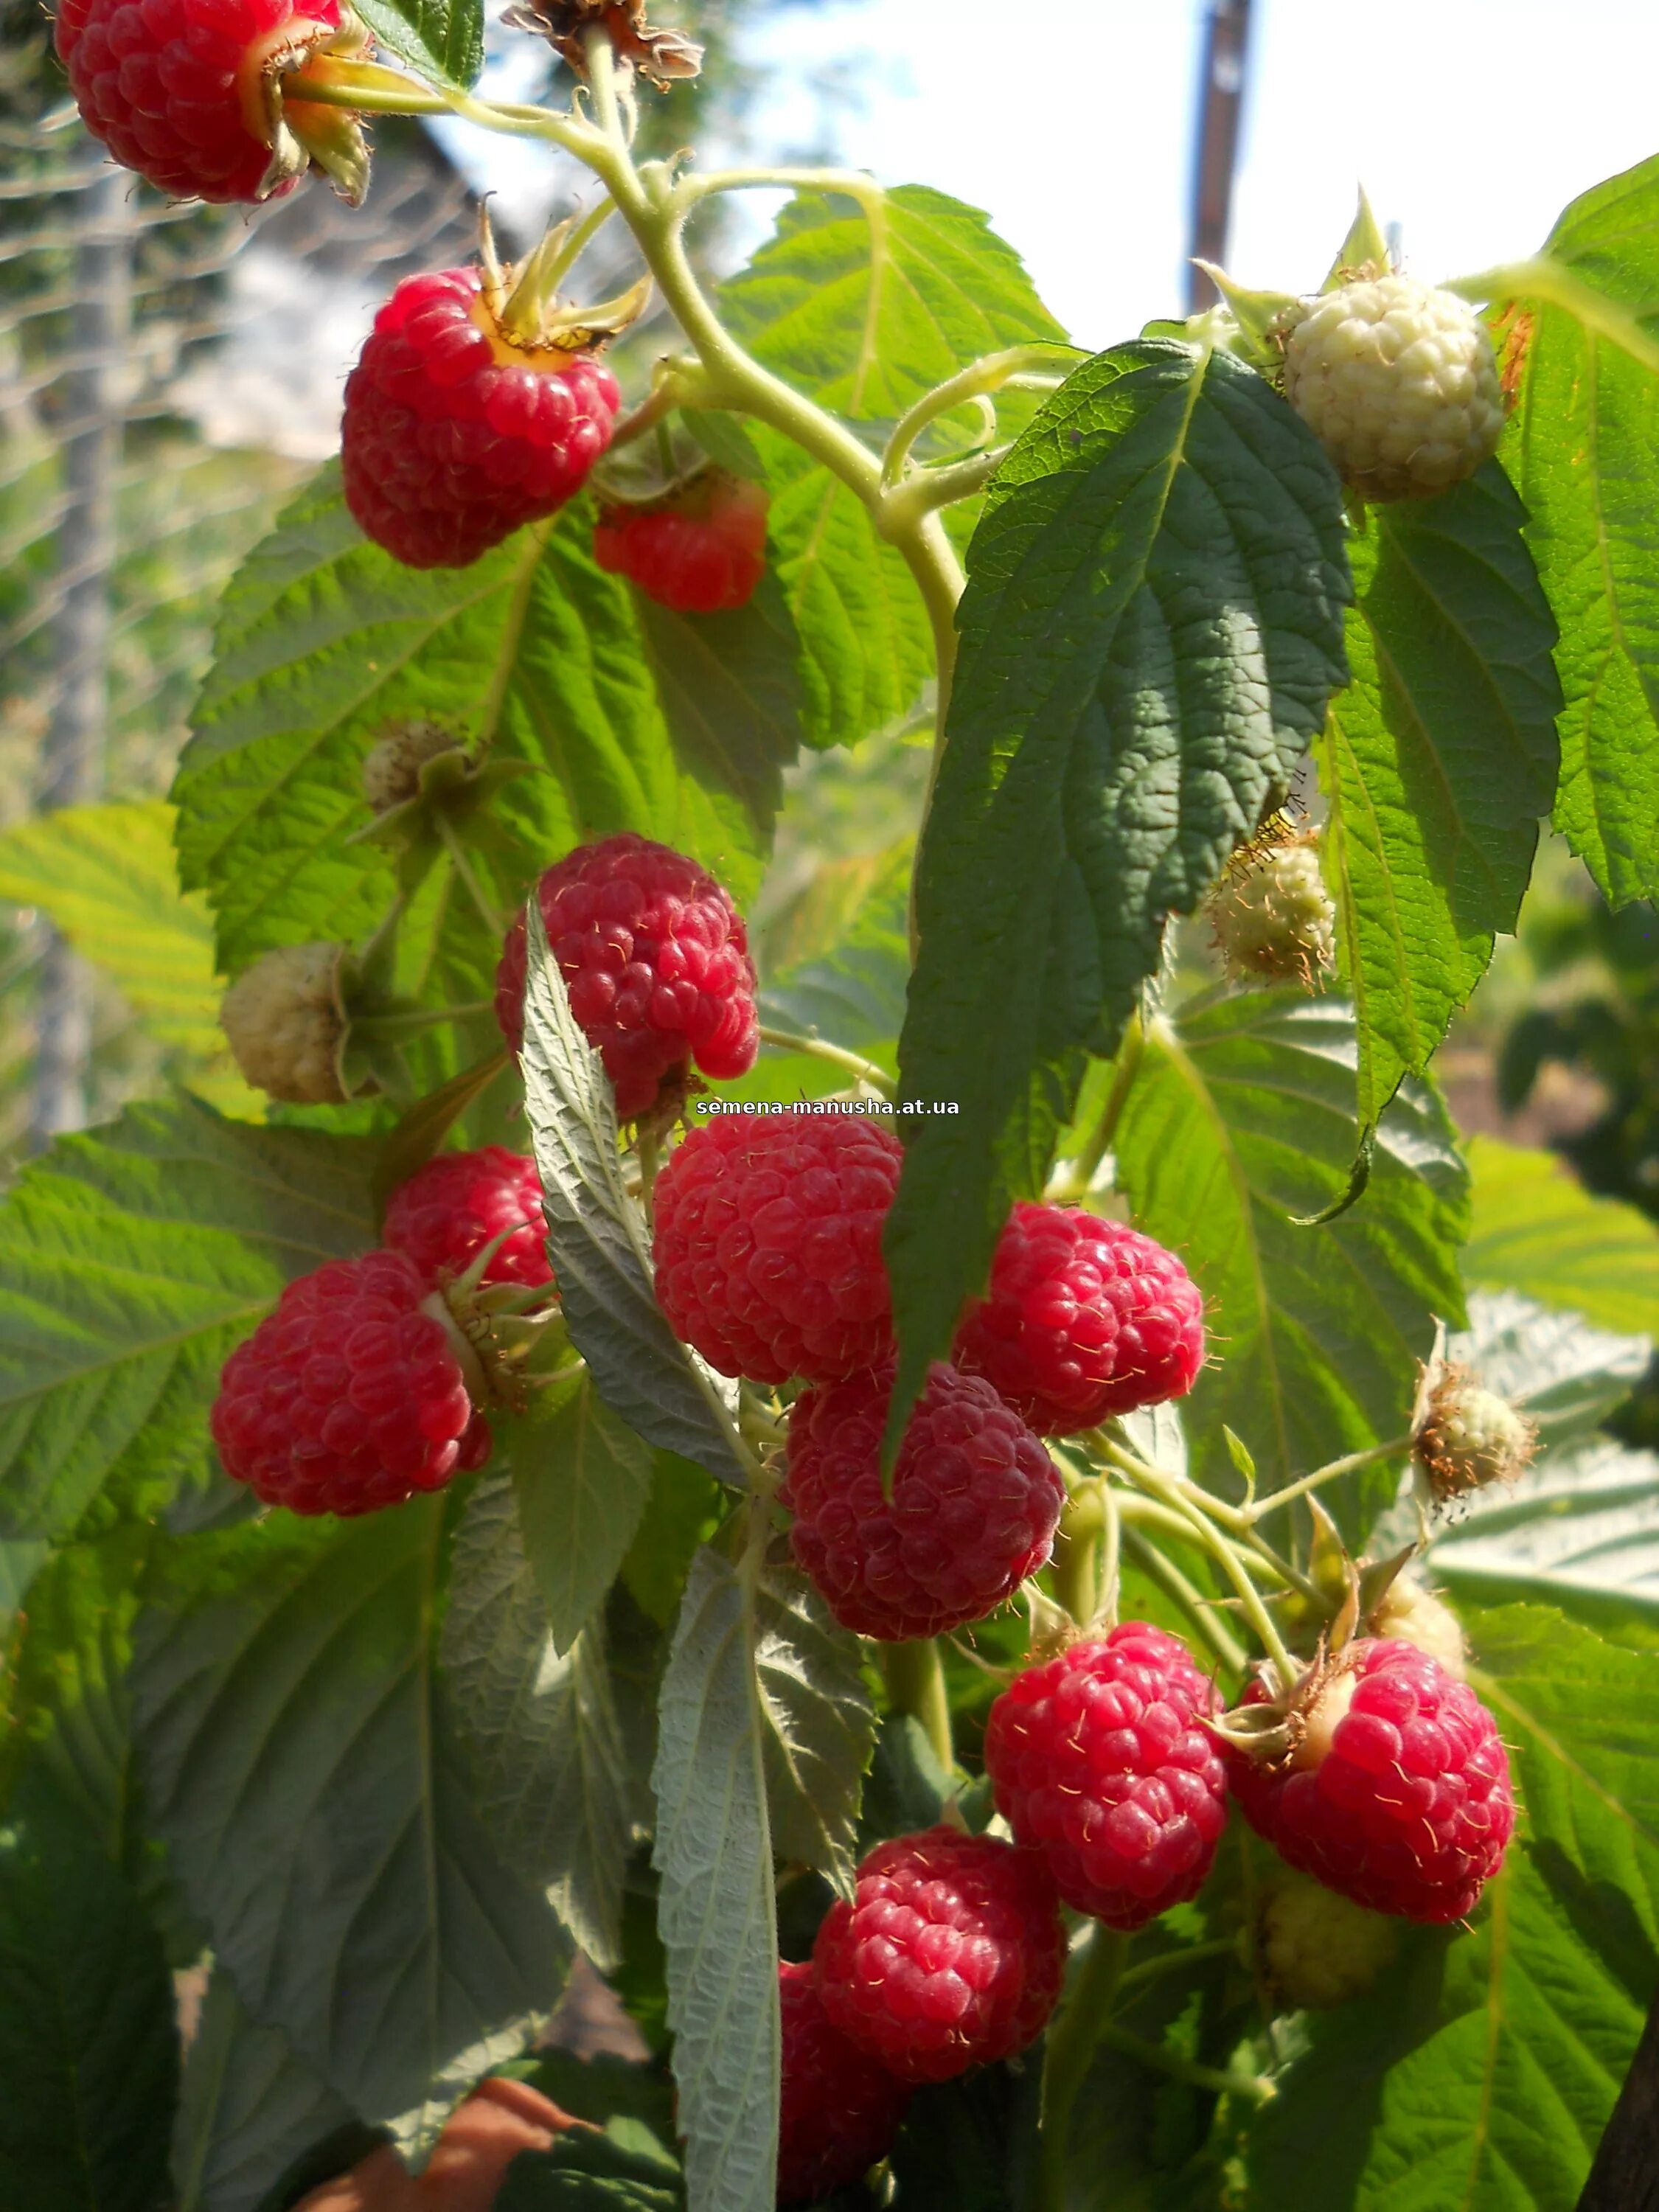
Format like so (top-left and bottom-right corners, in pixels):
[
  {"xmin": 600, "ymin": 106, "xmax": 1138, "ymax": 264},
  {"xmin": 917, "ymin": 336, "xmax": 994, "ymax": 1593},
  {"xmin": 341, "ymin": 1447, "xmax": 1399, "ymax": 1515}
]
[
  {"xmin": 341, "ymin": 263, "xmax": 625, "ymax": 571},
  {"xmin": 1413, "ymin": 1366, "xmax": 1537, "ymax": 1504},
  {"xmin": 952, "ymin": 1204, "xmax": 1206, "ymax": 1435},
  {"xmin": 55, "ymin": 0, "xmax": 372, "ymax": 206},
  {"xmin": 813, "ymin": 1826, "xmax": 1066, "ymax": 2084},
  {"xmin": 220, "ymin": 942, "xmax": 350, "ymax": 1105},
  {"xmin": 1283, "ymin": 274, "xmax": 1506, "ymax": 501},
  {"xmin": 1225, "ymin": 1640, "xmax": 1514, "ymax": 1924},
  {"xmin": 984, "ymin": 1624, "xmax": 1228, "ymax": 1929},
  {"xmin": 594, "ymin": 469, "xmax": 770, "ymax": 614},
  {"xmin": 361, "ymin": 721, "xmax": 468, "ymax": 815},
  {"xmin": 777, "ymin": 1959, "xmax": 911, "ymax": 2205},
  {"xmin": 1207, "ymin": 824, "xmax": 1335, "ymax": 989},
  {"xmin": 495, "ymin": 834, "xmax": 759, "ymax": 1121},
  {"xmin": 210, "ymin": 1251, "xmax": 493, "ymax": 1515},
  {"xmin": 383, "ymin": 1147, "xmax": 553, "ymax": 1291},
  {"xmin": 780, "ymin": 1362, "xmax": 1064, "ymax": 1641},
  {"xmin": 652, "ymin": 1111, "xmax": 901, "ymax": 1383},
  {"xmin": 1259, "ymin": 1874, "xmax": 1399, "ymax": 2011}
]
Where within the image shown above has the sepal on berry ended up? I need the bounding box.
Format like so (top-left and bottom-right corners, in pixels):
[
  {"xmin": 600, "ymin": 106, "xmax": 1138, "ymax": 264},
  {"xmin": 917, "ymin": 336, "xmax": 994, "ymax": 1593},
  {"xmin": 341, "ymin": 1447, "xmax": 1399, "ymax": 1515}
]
[
  {"xmin": 350, "ymin": 722, "xmax": 531, "ymax": 886},
  {"xmin": 1411, "ymin": 1346, "xmax": 1537, "ymax": 1505}
]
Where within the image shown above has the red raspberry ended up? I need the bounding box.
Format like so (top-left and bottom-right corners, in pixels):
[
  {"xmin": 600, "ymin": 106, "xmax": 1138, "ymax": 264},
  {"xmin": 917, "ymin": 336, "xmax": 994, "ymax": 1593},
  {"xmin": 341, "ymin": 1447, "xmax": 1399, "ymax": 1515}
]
[
  {"xmin": 813, "ymin": 1826, "xmax": 1065, "ymax": 2084},
  {"xmin": 1226, "ymin": 1639, "xmax": 1515, "ymax": 1924},
  {"xmin": 383, "ymin": 1147, "xmax": 552, "ymax": 1292},
  {"xmin": 953, "ymin": 1203, "xmax": 1206, "ymax": 1434},
  {"xmin": 495, "ymin": 834, "xmax": 758, "ymax": 1120},
  {"xmin": 777, "ymin": 1960, "xmax": 911, "ymax": 2205},
  {"xmin": 55, "ymin": 0, "xmax": 353, "ymax": 204},
  {"xmin": 652, "ymin": 1112, "xmax": 900, "ymax": 1384},
  {"xmin": 341, "ymin": 267, "xmax": 622, "ymax": 571},
  {"xmin": 594, "ymin": 470, "xmax": 770, "ymax": 615},
  {"xmin": 210, "ymin": 1251, "xmax": 492, "ymax": 1516},
  {"xmin": 984, "ymin": 1624, "xmax": 1228, "ymax": 1929},
  {"xmin": 781, "ymin": 1363, "xmax": 1064, "ymax": 1641}
]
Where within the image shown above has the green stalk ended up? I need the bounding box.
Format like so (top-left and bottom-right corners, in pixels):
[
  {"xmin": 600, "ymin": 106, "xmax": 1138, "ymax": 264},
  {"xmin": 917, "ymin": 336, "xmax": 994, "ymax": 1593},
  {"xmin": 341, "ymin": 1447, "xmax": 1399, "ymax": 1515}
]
[
  {"xmin": 881, "ymin": 1638, "xmax": 953, "ymax": 1772},
  {"xmin": 1037, "ymin": 1930, "xmax": 1129, "ymax": 2212},
  {"xmin": 757, "ymin": 1023, "xmax": 895, "ymax": 1097}
]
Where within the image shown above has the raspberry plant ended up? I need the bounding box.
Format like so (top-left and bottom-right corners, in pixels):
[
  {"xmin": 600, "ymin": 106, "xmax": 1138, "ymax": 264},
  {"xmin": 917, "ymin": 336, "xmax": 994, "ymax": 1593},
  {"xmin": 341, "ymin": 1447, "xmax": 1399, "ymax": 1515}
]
[{"xmin": 10, "ymin": 5, "xmax": 1659, "ymax": 2209}]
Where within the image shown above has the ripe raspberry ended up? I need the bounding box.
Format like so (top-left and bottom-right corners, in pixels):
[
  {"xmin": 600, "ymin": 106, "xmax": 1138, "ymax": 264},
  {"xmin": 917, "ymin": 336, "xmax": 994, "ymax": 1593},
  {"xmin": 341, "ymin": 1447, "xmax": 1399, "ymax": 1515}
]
[
  {"xmin": 594, "ymin": 469, "xmax": 770, "ymax": 615},
  {"xmin": 362, "ymin": 720, "xmax": 466, "ymax": 814},
  {"xmin": 1225, "ymin": 1639, "xmax": 1514, "ymax": 1924},
  {"xmin": 210, "ymin": 1251, "xmax": 493, "ymax": 1516},
  {"xmin": 383, "ymin": 1147, "xmax": 552, "ymax": 1291},
  {"xmin": 495, "ymin": 834, "xmax": 758, "ymax": 1120},
  {"xmin": 777, "ymin": 1960, "xmax": 911, "ymax": 2205},
  {"xmin": 1207, "ymin": 828, "xmax": 1335, "ymax": 988},
  {"xmin": 953, "ymin": 1204, "xmax": 1206, "ymax": 1435},
  {"xmin": 1259, "ymin": 1875, "xmax": 1399, "ymax": 2011},
  {"xmin": 780, "ymin": 1362, "xmax": 1063, "ymax": 1641},
  {"xmin": 342, "ymin": 266, "xmax": 622, "ymax": 570},
  {"xmin": 652, "ymin": 1113, "xmax": 900, "ymax": 1384},
  {"xmin": 1414, "ymin": 1368, "xmax": 1536, "ymax": 1504},
  {"xmin": 813, "ymin": 1827, "xmax": 1065, "ymax": 2084},
  {"xmin": 984, "ymin": 1624, "xmax": 1228, "ymax": 1929},
  {"xmin": 220, "ymin": 942, "xmax": 348, "ymax": 1105},
  {"xmin": 55, "ymin": 0, "xmax": 366, "ymax": 205},
  {"xmin": 1369, "ymin": 1571, "xmax": 1467, "ymax": 1680},
  {"xmin": 1284, "ymin": 275, "xmax": 1506, "ymax": 501}
]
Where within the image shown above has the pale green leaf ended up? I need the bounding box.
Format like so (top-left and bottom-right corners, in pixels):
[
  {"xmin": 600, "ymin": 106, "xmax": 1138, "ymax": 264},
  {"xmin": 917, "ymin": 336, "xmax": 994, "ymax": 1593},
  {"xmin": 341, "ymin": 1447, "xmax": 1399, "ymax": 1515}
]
[
  {"xmin": 1464, "ymin": 1134, "xmax": 1659, "ymax": 1340},
  {"xmin": 509, "ymin": 1377, "xmax": 655, "ymax": 1656},
  {"xmin": 347, "ymin": 0, "xmax": 481, "ymax": 87}
]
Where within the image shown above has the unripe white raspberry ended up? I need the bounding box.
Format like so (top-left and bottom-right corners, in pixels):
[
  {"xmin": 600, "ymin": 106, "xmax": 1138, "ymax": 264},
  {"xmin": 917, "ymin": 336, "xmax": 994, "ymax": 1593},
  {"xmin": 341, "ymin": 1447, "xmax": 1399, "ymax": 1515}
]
[
  {"xmin": 1369, "ymin": 1571, "xmax": 1467, "ymax": 1680},
  {"xmin": 220, "ymin": 942, "xmax": 349, "ymax": 1105},
  {"xmin": 1414, "ymin": 1368, "xmax": 1536, "ymax": 1504},
  {"xmin": 1284, "ymin": 276, "xmax": 1505, "ymax": 501},
  {"xmin": 1208, "ymin": 828, "xmax": 1335, "ymax": 988},
  {"xmin": 361, "ymin": 720, "xmax": 466, "ymax": 815},
  {"xmin": 1261, "ymin": 1874, "xmax": 1399, "ymax": 2010}
]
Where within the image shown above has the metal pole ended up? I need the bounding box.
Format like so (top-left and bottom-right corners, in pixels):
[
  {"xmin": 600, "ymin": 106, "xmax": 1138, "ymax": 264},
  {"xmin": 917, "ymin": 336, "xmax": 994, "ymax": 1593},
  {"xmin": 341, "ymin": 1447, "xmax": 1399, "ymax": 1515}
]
[
  {"xmin": 31, "ymin": 164, "xmax": 131, "ymax": 1148},
  {"xmin": 1186, "ymin": 0, "xmax": 1253, "ymax": 313}
]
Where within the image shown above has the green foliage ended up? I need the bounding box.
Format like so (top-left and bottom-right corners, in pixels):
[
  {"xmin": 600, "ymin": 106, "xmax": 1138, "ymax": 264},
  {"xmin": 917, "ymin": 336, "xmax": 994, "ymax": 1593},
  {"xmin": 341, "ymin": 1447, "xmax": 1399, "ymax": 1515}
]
[
  {"xmin": 750, "ymin": 1543, "xmax": 875, "ymax": 1894},
  {"xmin": 1464, "ymin": 1134, "xmax": 1659, "ymax": 1338},
  {"xmin": 509, "ymin": 1378, "xmax": 656, "ymax": 1655},
  {"xmin": 497, "ymin": 2123, "xmax": 684, "ymax": 2211},
  {"xmin": 352, "ymin": 0, "xmax": 484, "ymax": 87}
]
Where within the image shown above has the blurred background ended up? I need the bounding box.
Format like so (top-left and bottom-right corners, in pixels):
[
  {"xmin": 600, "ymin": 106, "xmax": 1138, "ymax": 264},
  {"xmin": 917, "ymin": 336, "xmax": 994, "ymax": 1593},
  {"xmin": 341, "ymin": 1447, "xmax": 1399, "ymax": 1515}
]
[{"xmin": 2, "ymin": 0, "xmax": 1658, "ymax": 1335}]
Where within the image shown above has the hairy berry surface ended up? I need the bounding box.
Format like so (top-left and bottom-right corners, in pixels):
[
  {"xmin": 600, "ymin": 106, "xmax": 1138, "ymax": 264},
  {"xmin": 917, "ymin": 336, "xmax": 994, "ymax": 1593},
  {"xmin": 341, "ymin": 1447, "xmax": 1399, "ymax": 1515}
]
[
  {"xmin": 384, "ymin": 1147, "xmax": 552, "ymax": 1290},
  {"xmin": 342, "ymin": 268, "xmax": 622, "ymax": 569},
  {"xmin": 953, "ymin": 1203, "xmax": 1206, "ymax": 1433},
  {"xmin": 1260, "ymin": 1876, "xmax": 1399, "ymax": 2011},
  {"xmin": 1228, "ymin": 1638, "xmax": 1514, "ymax": 1923},
  {"xmin": 777, "ymin": 1960, "xmax": 911, "ymax": 2204},
  {"xmin": 653, "ymin": 1111, "xmax": 900, "ymax": 1383},
  {"xmin": 813, "ymin": 1827, "xmax": 1065, "ymax": 2083},
  {"xmin": 211, "ymin": 1251, "xmax": 492, "ymax": 1515},
  {"xmin": 220, "ymin": 942, "xmax": 346, "ymax": 1105},
  {"xmin": 594, "ymin": 471, "xmax": 770, "ymax": 613},
  {"xmin": 495, "ymin": 833, "xmax": 757, "ymax": 1119},
  {"xmin": 985, "ymin": 1624, "xmax": 1228, "ymax": 1927},
  {"xmin": 781, "ymin": 1362, "xmax": 1064, "ymax": 1641}
]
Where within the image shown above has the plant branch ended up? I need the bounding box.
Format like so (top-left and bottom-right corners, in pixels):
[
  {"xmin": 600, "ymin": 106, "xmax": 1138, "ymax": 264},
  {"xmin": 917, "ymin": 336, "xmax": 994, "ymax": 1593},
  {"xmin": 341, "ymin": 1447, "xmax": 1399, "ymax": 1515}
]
[
  {"xmin": 882, "ymin": 344, "xmax": 1079, "ymax": 486},
  {"xmin": 1047, "ymin": 1012, "xmax": 1146, "ymax": 1200},
  {"xmin": 1446, "ymin": 256, "xmax": 1659, "ymax": 379},
  {"xmin": 1115, "ymin": 1937, "xmax": 1242, "ymax": 1994},
  {"xmin": 881, "ymin": 1638, "xmax": 954, "ymax": 1772},
  {"xmin": 882, "ymin": 446, "xmax": 1012, "ymax": 527},
  {"xmin": 1093, "ymin": 2023, "xmax": 1276, "ymax": 2102},
  {"xmin": 1037, "ymin": 1930, "xmax": 1129, "ymax": 2212},
  {"xmin": 1117, "ymin": 1520, "xmax": 1249, "ymax": 1675},
  {"xmin": 1244, "ymin": 1434, "xmax": 1412, "ymax": 1526},
  {"xmin": 757, "ymin": 1023, "xmax": 896, "ymax": 1096}
]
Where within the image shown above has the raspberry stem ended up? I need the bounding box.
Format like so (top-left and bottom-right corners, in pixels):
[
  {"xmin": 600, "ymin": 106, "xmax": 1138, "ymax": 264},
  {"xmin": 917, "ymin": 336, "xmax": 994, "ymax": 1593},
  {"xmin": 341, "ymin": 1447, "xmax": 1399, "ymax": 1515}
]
[
  {"xmin": 1242, "ymin": 1433, "xmax": 1412, "ymax": 1526},
  {"xmin": 1117, "ymin": 1521, "xmax": 1248, "ymax": 1676},
  {"xmin": 880, "ymin": 344, "xmax": 1079, "ymax": 488},
  {"xmin": 880, "ymin": 1638, "xmax": 954, "ymax": 1773},
  {"xmin": 755, "ymin": 1023, "xmax": 895, "ymax": 1097},
  {"xmin": 1035, "ymin": 1928, "xmax": 1129, "ymax": 2212},
  {"xmin": 1093, "ymin": 2023, "xmax": 1276, "ymax": 2103}
]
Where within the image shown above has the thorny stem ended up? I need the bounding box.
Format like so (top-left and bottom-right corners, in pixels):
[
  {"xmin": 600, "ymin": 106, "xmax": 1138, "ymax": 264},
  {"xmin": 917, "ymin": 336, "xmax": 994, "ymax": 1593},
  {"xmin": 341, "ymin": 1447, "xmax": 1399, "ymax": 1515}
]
[
  {"xmin": 757, "ymin": 1023, "xmax": 895, "ymax": 1096},
  {"xmin": 1093, "ymin": 2023, "xmax": 1276, "ymax": 2103},
  {"xmin": 881, "ymin": 1638, "xmax": 954, "ymax": 1773},
  {"xmin": 1037, "ymin": 1930, "xmax": 1130, "ymax": 2212}
]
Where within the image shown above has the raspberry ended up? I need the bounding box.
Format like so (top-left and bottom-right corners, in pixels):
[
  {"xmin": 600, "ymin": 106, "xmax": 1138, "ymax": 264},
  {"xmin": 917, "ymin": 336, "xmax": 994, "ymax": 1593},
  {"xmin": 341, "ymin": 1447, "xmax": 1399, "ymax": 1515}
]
[
  {"xmin": 652, "ymin": 1113, "xmax": 900, "ymax": 1384},
  {"xmin": 984, "ymin": 1624, "xmax": 1228, "ymax": 1929},
  {"xmin": 220, "ymin": 942, "xmax": 347, "ymax": 1105},
  {"xmin": 594, "ymin": 470, "xmax": 770, "ymax": 614},
  {"xmin": 210, "ymin": 1251, "xmax": 493, "ymax": 1516},
  {"xmin": 1369, "ymin": 1571, "xmax": 1467, "ymax": 1680},
  {"xmin": 953, "ymin": 1204, "xmax": 1206, "ymax": 1435},
  {"xmin": 1414, "ymin": 1368, "xmax": 1536, "ymax": 1504},
  {"xmin": 1259, "ymin": 1875, "xmax": 1399, "ymax": 2011},
  {"xmin": 55, "ymin": 0, "xmax": 367, "ymax": 205},
  {"xmin": 777, "ymin": 1960, "xmax": 911, "ymax": 2205},
  {"xmin": 383, "ymin": 1147, "xmax": 552, "ymax": 1291},
  {"xmin": 1283, "ymin": 275, "xmax": 1506, "ymax": 501},
  {"xmin": 362, "ymin": 720, "xmax": 466, "ymax": 815},
  {"xmin": 1207, "ymin": 828, "xmax": 1335, "ymax": 988},
  {"xmin": 341, "ymin": 266, "xmax": 622, "ymax": 570},
  {"xmin": 495, "ymin": 834, "xmax": 758, "ymax": 1120},
  {"xmin": 780, "ymin": 1362, "xmax": 1063, "ymax": 1641},
  {"xmin": 1225, "ymin": 1640, "xmax": 1514, "ymax": 1924},
  {"xmin": 813, "ymin": 1827, "xmax": 1065, "ymax": 2083}
]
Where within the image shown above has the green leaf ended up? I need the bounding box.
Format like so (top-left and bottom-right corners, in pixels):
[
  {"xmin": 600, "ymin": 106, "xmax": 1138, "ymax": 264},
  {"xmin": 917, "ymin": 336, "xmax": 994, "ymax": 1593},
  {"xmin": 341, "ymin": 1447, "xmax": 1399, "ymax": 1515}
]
[
  {"xmin": 442, "ymin": 1473, "xmax": 633, "ymax": 1969},
  {"xmin": 351, "ymin": 0, "xmax": 482, "ymax": 87},
  {"xmin": 172, "ymin": 1964, "xmax": 357, "ymax": 2212},
  {"xmin": 517, "ymin": 912, "xmax": 751, "ymax": 1490},
  {"xmin": 1112, "ymin": 995, "xmax": 1467, "ymax": 1523},
  {"xmin": 0, "ymin": 1766, "xmax": 178, "ymax": 2211},
  {"xmin": 1510, "ymin": 156, "xmax": 1659, "ymax": 905},
  {"xmin": 175, "ymin": 476, "xmax": 784, "ymax": 975},
  {"xmin": 886, "ymin": 342, "xmax": 1350, "ymax": 1434},
  {"xmin": 752, "ymin": 1546, "xmax": 875, "ymax": 1894},
  {"xmin": 0, "ymin": 1098, "xmax": 376, "ymax": 1540},
  {"xmin": 1464, "ymin": 1133, "xmax": 1659, "ymax": 1340},
  {"xmin": 498, "ymin": 2125, "xmax": 684, "ymax": 2211},
  {"xmin": 1447, "ymin": 1289, "xmax": 1651, "ymax": 1442},
  {"xmin": 1318, "ymin": 464, "xmax": 1561, "ymax": 1128},
  {"xmin": 132, "ymin": 1503, "xmax": 571, "ymax": 2132},
  {"xmin": 1248, "ymin": 1607, "xmax": 1659, "ymax": 2210},
  {"xmin": 631, "ymin": 568, "xmax": 803, "ymax": 830},
  {"xmin": 650, "ymin": 1545, "xmax": 780, "ymax": 2212},
  {"xmin": 509, "ymin": 1378, "xmax": 655, "ymax": 1656},
  {"xmin": 619, "ymin": 1453, "xmax": 723, "ymax": 1630}
]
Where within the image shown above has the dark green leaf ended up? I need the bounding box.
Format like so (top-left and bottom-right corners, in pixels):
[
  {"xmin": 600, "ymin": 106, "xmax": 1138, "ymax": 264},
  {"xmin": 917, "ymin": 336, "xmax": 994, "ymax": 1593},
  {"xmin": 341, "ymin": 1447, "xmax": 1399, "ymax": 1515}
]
[
  {"xmin": 347, "ymin": 0, "xmax": 482, "ymax": 88},
  {"xmin": 886, "ymin": 343, "xmax": 1350, "ymax": 1436},
  {"xmin": 1319, "ymin": 464, "xmax": 1560, "ymax": 1127},
  {"xmin": 618, "ymin": 1453, "xmax": 723, "ymax": 1629},
  {"xmin": 509, "ymin": 1377, "xmax": 655, "ymax": 1655},
  {"xmin": 497, "ymin": 2124, "xmax": 684, "ymax": 2211},
  {"xmin": 753, "ymin": 1547, "xmax": 875, "ymax": 1893}
]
